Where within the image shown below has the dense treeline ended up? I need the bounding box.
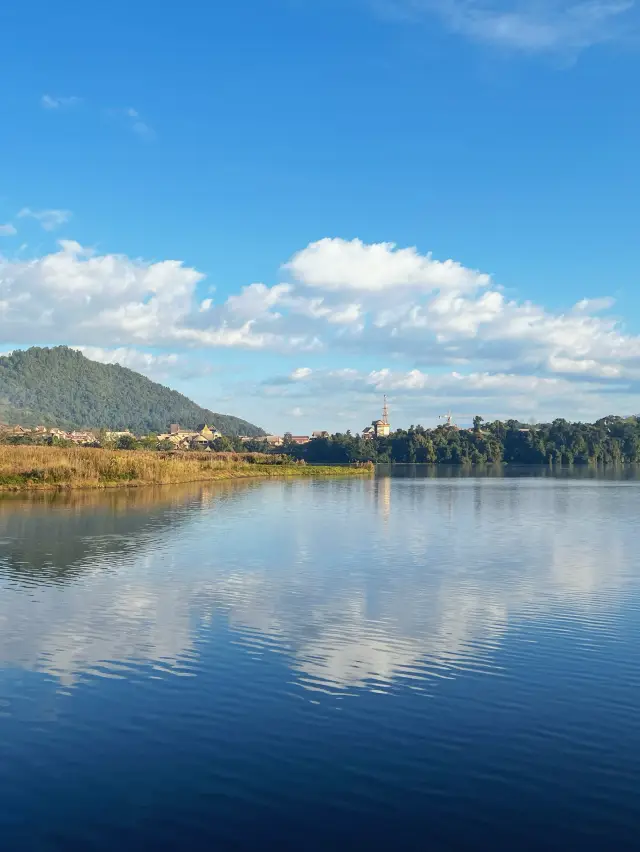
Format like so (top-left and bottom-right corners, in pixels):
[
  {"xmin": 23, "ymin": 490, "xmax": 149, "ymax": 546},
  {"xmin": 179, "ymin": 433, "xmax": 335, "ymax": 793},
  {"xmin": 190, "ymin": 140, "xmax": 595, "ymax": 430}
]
[
  {"xmin": 282, "ymin": 416, "xmax": 640, "ymax": 465},
  {"xmin": 0, "ymin": 347, "xmax": 264, "ymax": 437}
]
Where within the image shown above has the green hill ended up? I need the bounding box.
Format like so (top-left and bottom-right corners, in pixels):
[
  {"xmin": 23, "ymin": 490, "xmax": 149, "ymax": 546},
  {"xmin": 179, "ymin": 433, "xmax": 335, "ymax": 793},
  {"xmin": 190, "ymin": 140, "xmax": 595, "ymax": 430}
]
[{"xmin": 0, "ymin": 347, "xmax": 264, "ymax": 437}]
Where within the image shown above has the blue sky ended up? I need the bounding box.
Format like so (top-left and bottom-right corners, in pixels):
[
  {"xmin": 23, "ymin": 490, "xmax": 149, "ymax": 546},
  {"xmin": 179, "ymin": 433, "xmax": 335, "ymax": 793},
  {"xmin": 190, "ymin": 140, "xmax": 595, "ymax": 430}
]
[{"xmin": 1, "ymin": 0, "xmax": 639, "ymax": 432}]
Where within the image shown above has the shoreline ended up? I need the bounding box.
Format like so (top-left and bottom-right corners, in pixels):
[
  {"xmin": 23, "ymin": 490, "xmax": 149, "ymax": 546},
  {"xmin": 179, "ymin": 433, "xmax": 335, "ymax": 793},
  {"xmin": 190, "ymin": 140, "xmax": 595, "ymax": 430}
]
[{"xmin": 0, "ymin": 446, "xmax": 372, "ymax": 492}]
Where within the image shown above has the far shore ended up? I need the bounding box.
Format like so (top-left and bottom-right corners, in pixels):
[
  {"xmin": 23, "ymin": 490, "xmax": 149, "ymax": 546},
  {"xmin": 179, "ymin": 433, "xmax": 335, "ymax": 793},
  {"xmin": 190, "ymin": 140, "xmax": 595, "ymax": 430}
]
[{"xmin": 0, "ymin": 446, "xmax": 373, "ymax": 492}]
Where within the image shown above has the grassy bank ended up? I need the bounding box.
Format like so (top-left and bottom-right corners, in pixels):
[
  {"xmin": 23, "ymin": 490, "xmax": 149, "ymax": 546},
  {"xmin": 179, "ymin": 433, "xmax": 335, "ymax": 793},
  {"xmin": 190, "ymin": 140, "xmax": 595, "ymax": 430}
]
[{"xmin": 0, "ymin": 445, "xmax": 372, "ymax": 490}]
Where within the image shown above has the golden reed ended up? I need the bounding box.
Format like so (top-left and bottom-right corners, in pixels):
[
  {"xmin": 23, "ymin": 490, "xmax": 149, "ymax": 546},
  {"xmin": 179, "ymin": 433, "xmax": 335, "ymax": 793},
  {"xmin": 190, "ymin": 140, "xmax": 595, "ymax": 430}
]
[{"xmin": 0, "ymin": 445, "xmax": 371, "ymax": 490}]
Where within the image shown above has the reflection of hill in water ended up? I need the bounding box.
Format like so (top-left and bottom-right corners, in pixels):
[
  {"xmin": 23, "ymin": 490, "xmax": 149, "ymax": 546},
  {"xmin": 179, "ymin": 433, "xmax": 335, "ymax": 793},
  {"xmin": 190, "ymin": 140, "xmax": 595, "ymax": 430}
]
[
  {"xmin": 0, "ymin": 475, "xmax": 637, "ymax": 692},
  {"xmin": 0, "ymin": 480, "xmax": 264, "ymax": 686},
  {"xmin": 0, "ymin": 481, "xmax": 259, "ymax": 585}
]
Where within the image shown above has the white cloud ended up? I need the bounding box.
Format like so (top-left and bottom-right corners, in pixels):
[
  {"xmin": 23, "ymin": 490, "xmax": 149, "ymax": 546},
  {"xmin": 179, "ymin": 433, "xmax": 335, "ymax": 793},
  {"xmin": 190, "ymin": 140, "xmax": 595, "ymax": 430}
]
[
  {"xmin": 41, "ymin": 94, "xmax": 81, "ymax": 109},
  {"xmin": 73, "ymin": 346, "xmax": 179, "ymax": 372},
  {"xmin": 17, "ymin": 207, "xmax": 72, "ymax": 231},
  {"xmin": 572, "ymin": 297, "xmax": 616, "ymax": 313},
  {"xmin": 70, "ymin": 346, "xmax": 221, "ymax": 384},
  {"xmin": 259, "ymin": 364, "xmax": 640, "ymax": 426},
  {"xmin": 4, "ymin": 233, "xmax": 640, "ymax": 426},
  {"xmin": 0, "ymin": 224, "xmax": 16, "ymax": 237},
  {"xmin": 283, "ymin": 293, "xmax": 364, "ymax": 326},
  {"xmin": 278, "ymin": 237, "xmax": 640, "ymax": 386},
  {"xmin": 226, "ymin": 282, "xmax": 291, "ymax": 320},
  {"xmin": 290, "ymin": 367, "xmax": 313, "ymax": 380},
  {"xmin": 0, "ymin": 240, "xmax": 312, "ymax": 353},
  {"xmin": 546, "ymin": 355, "xmax": 622, "ymax": 378},
  {"xmin": 376, "ymin": 0, "xmax": 636, "ymax": 54},
  {"xmin": 270, "ymin": 366, "xmax": 573, "ymax": 397},
  {"xmin": 285, "ymin": 237, "xmax": 490, "ymax": 292}
]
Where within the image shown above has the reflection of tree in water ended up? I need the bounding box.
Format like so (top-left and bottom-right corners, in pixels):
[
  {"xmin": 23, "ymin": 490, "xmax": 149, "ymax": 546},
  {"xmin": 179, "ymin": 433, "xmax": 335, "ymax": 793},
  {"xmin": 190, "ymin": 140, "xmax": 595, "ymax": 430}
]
[
  {"xmin": 0, "ymin": 480, "xmax": 258, "ymax": 586},
  {"xmin": 0, "ymin": 480, "xmax": 265, "ymax": 686}
]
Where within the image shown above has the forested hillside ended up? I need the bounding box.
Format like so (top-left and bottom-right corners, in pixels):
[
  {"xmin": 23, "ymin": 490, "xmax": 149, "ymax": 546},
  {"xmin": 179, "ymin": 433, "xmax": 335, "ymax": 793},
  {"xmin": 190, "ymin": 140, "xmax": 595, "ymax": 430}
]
[{"xmin": 0, "ymin": 347, "xmax": 264, "ymax": 436}]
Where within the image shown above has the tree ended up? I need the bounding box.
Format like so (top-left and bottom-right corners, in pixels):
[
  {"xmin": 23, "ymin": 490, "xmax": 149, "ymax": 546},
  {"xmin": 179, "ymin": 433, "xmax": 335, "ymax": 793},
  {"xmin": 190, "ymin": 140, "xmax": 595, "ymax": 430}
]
[
  {"xmin": 211, "ymin": 436, "xmax": 234, "ymax": 452},
  {"xmin": 235, "ymin": 418, "xmax": 640, "ymax": 467},
  {"xmin": 282, "ymin": 433, "xmax": 295, "ymax": 452},
  {"xmin": 138, "ymin": 434, "xmax": 159, "ymax": 450},
  {"xmin": 116, "ymin": 434, "xmax": 138, "ymax": 450}
]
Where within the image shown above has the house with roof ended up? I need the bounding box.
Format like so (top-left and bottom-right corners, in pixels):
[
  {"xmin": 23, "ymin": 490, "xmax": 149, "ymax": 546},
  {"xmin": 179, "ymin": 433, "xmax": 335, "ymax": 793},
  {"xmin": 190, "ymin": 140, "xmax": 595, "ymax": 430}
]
[
  {"xmin": 157, "ymin": 422, "xmax": 222, "ymax": 450},
  {"xmin": 68, "ymin": 430, "xmax": 97, "ymax": 445},
  {"xmin": 196, "ymin": 424, "xmax": 222, "ymax": 440},
  {"xmin": 48, "ymin": 428, "xmax": 68, "ymax": 440}
]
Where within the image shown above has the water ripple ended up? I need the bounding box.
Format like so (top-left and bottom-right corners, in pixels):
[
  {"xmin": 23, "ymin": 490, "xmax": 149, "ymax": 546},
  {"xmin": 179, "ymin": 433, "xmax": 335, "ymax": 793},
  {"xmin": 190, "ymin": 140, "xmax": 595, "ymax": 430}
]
[{"xmin": 0, "ymin": 476, "xmax": 640, "ymax": 848}]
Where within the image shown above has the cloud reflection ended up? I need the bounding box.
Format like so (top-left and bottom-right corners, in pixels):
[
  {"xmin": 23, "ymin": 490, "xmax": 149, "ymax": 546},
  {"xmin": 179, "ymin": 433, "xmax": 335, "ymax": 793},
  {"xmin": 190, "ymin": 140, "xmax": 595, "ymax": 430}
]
[{"xmin": 0, "ymin": 475, "xmax": 635, "ymax": 692}]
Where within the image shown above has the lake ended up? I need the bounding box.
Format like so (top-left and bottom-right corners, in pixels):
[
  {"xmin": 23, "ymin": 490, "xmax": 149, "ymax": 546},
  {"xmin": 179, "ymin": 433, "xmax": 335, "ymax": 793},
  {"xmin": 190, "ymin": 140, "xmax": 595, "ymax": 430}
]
[{"xmin": 1, "ymin": 469, "xmax": 639, "ymax": 850}]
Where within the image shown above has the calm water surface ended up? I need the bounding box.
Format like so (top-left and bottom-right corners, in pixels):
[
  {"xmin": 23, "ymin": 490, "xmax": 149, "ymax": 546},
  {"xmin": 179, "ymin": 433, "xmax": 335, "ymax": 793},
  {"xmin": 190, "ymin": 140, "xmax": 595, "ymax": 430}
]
[{"xmin": 1, "ymin": 470, "xmax": 640, "ymax": 850}]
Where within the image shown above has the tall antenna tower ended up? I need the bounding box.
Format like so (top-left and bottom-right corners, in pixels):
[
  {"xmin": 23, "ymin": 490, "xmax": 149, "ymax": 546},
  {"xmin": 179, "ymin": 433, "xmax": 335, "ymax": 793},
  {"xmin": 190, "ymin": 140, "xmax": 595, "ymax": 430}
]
[{"xmin": 382, "ymin": 394, "xmax": 389, "ymax": 425}]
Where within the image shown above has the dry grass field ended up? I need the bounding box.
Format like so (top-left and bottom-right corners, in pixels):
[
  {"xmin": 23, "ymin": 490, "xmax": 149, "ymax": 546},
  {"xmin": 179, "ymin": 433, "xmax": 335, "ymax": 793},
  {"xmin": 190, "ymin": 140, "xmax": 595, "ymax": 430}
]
[{"xmin": 0, "ymin": 445, "xmax": 372, "ymax": 490}]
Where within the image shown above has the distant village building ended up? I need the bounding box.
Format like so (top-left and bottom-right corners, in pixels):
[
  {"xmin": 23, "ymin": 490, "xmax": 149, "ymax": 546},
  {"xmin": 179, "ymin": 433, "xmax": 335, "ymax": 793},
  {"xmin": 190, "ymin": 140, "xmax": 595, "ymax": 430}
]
[
  {"xmin": 67, "ymin": 430, "xmax": 97, "ymax": 445},
  {"xmin": 196, "ymin": 424, "xmax": 222, "ymax": 441},
  {"xmin": 48, "ymin": 428, "xmax": 68, "ymax": 440},
  {"xmin": 264, "ymin": 435, "xmax": 284, "ymax": 447},
  {"xmin": 157, "ymin": 423, "xmax": 221, "ymax": 450},
  {"xmin": 312, "ymin": 431, "xmax": 330, "ymax": 439},
  {"xmin": 362, "ymin": 396, "xmax": 390, "ymax": 439},
  {"xmin": 290, "ymin": 436, "xmax": 310, "ymax": 445}
]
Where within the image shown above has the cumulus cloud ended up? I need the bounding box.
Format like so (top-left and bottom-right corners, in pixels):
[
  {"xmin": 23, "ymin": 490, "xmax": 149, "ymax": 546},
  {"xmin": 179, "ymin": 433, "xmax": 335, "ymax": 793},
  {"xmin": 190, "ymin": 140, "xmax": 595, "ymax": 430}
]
[
  {"xmin": 0, "ymin": 240, "xmax": 312, "ymax": 353},
  {"xmin": 291, "ymin": 367, "xmax": 313, "ymax": 380},
  {"xmin": 285, "ymin": 237, "xmax": 490, "ymax": 293},
  {"xmin": 376, "ymin": 0, "xmax": 636, "ymax": 54},
  {"xmin": 71, "ymin": 346, "xmax": 222, "ymax": 384},
  {"xmin": 74, "ymin": 346, "xmax": 178, "ymax": 371},
  {"xmin": 0, "ymin": 224, "xmax": 16, "ymax": 237},
  {"xmin": 226, "ymin": 282, "xmax": 291, "ymax": 320},
  {"xmin": 3, "ymin": 233, "xmax": 639, "ymax": 424},
  {"xmin": 278, "ymin": 237, "xmax": 640, "ymax": 386},
  {"xmin": 17, "ymin": 207, "xmax": 72, "ymax": 231}
]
